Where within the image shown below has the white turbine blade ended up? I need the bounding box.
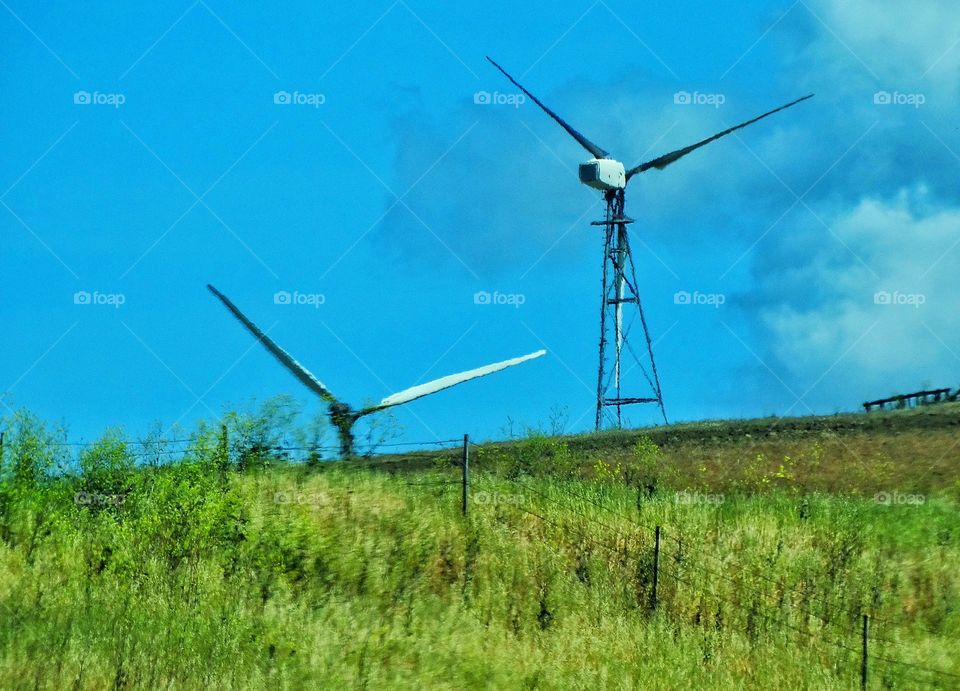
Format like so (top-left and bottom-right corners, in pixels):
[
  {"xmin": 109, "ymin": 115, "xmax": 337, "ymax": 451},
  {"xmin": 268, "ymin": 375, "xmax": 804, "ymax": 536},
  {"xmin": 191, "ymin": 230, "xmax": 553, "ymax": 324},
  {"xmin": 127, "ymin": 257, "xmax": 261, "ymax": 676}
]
[
  {"xmin": 207, "ymin": 284, "xmax": 338, "ymax": 404},
  {"xmin": 364, "ymin": 349, "xmax": 546, "ymax": 413}
]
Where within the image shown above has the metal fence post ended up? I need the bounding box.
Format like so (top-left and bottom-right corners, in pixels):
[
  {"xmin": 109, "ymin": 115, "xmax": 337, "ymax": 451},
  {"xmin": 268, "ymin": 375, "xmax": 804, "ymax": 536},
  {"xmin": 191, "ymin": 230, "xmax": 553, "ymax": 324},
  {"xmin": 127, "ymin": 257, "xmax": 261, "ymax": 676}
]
[
  {"xmin": 651, "ymin": 525, "xmax": 661, "ymax": 611},
  {"xmin": 217, "ymin": 422, "xmax": 229, "ymax": 473},
  {"xmin": 861, "ymin": 614, "xmax": 869, "ymax": 690},
  {"xmin": 461, "ymin": 434, "xmax": 469, "ymax": 516}
]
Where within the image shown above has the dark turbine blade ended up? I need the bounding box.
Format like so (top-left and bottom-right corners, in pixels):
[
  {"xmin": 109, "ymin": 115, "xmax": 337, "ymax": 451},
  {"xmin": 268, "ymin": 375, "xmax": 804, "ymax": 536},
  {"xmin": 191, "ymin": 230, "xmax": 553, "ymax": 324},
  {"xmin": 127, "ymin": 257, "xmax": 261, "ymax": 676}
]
[
  {"xmin": 206, "ymin": 284, "xmax": 339, "ymax": 404},
  {"xmin": 626, "ymin": 94, "xmax": 814, "ymax": 180},
  {"xmin": 486, "ymin": 56, "xmax": 609, "ymax": 160}
]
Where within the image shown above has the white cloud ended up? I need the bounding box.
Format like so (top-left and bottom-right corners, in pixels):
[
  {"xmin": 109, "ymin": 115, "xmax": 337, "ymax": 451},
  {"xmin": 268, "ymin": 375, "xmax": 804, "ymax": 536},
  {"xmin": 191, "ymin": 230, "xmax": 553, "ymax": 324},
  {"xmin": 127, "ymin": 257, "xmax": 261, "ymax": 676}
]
[
  {"xmin": 761, "ymin": 186, "xmax": 960, "ymax": 400},
  {"xmin": 811, "ymin": 0, "xmax": 960, "ymax": 86}
]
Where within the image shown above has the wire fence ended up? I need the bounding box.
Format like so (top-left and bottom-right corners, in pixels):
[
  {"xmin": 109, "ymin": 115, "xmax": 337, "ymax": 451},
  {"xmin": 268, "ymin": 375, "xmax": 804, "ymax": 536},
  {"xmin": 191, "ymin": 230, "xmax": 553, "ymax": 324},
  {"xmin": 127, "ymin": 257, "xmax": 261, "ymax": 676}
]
[
  {"xmin": 0, "ymin": 430, "xmax": 465, "ymax": 466},
  {"xmin": 509, "ymin": 475, "xmax": 914, "ymax": 637},
  {"xmin": 325, "ymin": 445, "xmax": 957, "ymax": 687},
  {"xmin": 2, "ymin": 426, "xmax": 955, "ymax": 686},
  {"xmin": 463, "ymin": 468, "xmax": 959, "ymax": 688}
]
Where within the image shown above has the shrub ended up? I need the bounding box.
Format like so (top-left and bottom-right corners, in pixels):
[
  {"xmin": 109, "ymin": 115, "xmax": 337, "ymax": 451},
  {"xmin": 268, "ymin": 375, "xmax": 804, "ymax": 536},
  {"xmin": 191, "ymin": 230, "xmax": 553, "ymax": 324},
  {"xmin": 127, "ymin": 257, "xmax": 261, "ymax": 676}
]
[
  {"xmin": 224, "ymin": 395, "xmax": 301, "ymax": 471},
  {"xmin": 0, "ymin": 410, "xmax": 68, "ymax": 487},
  {"xmin": 484, "ymin": 434, "xmax": 579, "ymax": 479},
  {"xmin": 77, "ymin": 432, "xmax": 136, "ymax": 503},
  {"xmin": 624, "ymin": 436, "xmax": 671, "ymax": 497}
]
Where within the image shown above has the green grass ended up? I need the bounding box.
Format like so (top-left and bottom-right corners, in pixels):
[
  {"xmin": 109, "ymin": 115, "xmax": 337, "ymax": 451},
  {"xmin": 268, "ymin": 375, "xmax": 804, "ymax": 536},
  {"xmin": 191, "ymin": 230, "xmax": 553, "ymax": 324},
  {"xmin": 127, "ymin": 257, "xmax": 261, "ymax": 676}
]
[{"xmin": 0, "ymin": 405, "xmax": 958, "ymax": 689}]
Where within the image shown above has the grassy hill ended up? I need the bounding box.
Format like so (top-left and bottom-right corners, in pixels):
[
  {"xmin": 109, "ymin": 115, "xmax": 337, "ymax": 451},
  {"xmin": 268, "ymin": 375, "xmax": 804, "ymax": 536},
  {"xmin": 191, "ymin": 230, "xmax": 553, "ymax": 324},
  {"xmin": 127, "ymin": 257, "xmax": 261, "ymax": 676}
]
[
  {"xmin": 0, "ymin": 404, "xmax": 958, "ymax": 688},
  {"xmin": 374, "ymin": 402, "xmax": 960, "ymax": 495}
]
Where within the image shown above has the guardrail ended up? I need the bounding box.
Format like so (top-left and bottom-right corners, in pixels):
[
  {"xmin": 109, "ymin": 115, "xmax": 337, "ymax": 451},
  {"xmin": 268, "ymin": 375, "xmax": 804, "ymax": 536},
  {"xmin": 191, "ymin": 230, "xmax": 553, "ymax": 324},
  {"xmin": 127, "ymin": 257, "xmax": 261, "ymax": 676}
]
[{"xmin": 863, "ymin": 388, "xmax": 955, "ymax": 412}]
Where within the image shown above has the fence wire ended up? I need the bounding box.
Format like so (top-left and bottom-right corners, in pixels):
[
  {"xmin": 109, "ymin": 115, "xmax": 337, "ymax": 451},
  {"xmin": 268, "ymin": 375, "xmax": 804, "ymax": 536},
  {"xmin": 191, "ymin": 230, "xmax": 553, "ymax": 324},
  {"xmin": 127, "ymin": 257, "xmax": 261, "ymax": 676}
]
[
  {"xmin": 470, "ymin": 472, "xmax": 960, "ymax": 686},
  {"xmin": 4, "ymin": 428, "xmax": 956, "ymax": 684}
]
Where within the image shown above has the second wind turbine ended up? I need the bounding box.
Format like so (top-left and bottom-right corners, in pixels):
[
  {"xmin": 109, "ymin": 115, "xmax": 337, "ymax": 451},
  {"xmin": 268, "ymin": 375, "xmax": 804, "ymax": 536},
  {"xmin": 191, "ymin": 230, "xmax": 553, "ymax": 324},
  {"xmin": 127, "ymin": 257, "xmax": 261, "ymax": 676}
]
[{"xmin": 488, "ymin": 56, "xmax": 812, "ymax": 430}]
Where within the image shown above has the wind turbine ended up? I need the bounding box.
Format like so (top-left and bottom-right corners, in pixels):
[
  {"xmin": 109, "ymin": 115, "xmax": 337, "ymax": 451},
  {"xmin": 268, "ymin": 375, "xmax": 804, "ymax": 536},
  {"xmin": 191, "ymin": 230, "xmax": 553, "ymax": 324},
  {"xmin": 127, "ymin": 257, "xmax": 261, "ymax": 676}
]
[
  {"xmin": 208, "ymin": 285, "xmax": 545, "ymax": 457},
  {"xmin": 487, "ymin": 56, "xmax": 812, "ymax": 430}
]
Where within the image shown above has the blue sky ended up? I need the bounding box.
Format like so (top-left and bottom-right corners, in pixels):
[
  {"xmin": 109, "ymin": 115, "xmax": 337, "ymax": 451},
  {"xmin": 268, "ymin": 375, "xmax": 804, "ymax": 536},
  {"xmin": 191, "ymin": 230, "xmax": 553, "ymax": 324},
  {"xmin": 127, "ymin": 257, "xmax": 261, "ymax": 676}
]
[{"xmin": 2, "ymin": 0, "xmax": 959, "ymax": 447}]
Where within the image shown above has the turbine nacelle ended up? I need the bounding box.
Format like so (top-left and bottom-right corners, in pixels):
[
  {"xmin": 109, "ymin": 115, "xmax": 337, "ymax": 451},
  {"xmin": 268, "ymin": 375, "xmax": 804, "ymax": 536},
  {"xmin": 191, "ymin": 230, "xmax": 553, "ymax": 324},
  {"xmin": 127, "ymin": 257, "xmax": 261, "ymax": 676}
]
[{"xmin": 578, "ymin": 158, "xmax": 626, "ymax": 191}]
